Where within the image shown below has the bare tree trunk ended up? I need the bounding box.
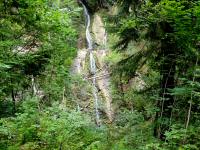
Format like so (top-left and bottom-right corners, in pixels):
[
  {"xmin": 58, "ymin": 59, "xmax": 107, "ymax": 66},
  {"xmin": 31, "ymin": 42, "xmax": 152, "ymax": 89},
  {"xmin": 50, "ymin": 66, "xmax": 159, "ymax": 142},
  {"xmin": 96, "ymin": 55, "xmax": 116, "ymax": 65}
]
[
  {"xmin": 11, "ymin": 89, "xmax": 16, "ymax": 115},
  {"xmin": 185, "ymin": 57, "xmax": 198, "ymax": 129}
]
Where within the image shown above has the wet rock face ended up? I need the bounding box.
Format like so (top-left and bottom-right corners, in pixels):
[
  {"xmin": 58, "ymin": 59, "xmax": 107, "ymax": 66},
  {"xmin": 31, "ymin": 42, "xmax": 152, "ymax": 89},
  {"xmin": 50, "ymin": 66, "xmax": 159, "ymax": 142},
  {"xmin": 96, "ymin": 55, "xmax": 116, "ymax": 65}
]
[
  {"xmin": 71, "ymin": 49, "xmax": 87, "ymax": 74},
  {"xmin": 91, "ymin": 14, "xmax": 113, "ymax": 122},
  {"xmin": 92, "ymin": 14, "xmax": 106, "ymax": 47},
  {"xmin": 10, "ymin": 7, "xmax": 19, "ymax": 15},
  {"xmin": 77, "ymin": 36, "xmax": 85, "ymax": 49}
]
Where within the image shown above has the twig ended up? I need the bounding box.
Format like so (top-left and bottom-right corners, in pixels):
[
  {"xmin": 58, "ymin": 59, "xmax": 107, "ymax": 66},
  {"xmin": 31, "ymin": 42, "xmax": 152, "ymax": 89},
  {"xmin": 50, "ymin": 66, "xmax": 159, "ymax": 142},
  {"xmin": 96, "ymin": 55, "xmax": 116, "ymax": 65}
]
[{"xmin": 185, "ymin": 57, "xmax": 198, "ymax": 129}]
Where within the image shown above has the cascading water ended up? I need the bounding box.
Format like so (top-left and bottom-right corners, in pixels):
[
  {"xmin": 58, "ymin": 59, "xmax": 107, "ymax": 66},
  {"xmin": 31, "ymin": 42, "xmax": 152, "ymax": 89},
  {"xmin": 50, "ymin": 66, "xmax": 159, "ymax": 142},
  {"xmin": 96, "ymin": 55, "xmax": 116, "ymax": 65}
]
[
  {"xmin": 31, "ymin": 75, "xmax": 37, "ymax": 95},
  {"xmin": 81, "ymin": 2, "xmax": 100, "ymax": 125}
]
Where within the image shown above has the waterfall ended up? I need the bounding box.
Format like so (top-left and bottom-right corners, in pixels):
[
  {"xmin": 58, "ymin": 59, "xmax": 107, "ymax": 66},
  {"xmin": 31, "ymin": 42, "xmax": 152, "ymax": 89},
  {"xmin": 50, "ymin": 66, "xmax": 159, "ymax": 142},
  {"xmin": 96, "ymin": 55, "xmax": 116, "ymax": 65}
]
[
  {"xmin": 31, "ymin": 75, "xmax": 37, "ymax": 95},
  {"xmin": 89, "ymin": 52, "xmax": 96, "ymax": 74},
  {"xmin": 82, "ymin": 3, "xmax": 92, "ymax": 50},
  {"xmin": 81, "ymin": 2, "xmax": 101, "ymax": 125}
]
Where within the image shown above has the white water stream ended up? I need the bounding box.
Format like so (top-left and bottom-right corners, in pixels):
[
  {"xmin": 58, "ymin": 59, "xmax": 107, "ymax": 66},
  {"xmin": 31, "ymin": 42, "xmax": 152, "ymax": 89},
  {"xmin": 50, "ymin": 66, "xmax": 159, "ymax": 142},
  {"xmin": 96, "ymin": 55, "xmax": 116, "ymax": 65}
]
[
  {"xmin": 81, "ymin": 2, "xmax": 100, "ymax": 125},
  {"xmin": 31, "ymin": 75, "xmax": 37, "ymax": 95}
]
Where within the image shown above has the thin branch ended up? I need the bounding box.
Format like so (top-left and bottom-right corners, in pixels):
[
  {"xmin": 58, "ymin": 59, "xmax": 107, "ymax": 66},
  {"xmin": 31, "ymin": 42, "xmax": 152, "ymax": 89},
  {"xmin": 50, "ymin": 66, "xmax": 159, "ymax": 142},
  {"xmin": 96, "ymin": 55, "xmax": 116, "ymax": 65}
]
[{"xmin": 185, "ymin": 56, "xmax": 198, "ymax": 129}]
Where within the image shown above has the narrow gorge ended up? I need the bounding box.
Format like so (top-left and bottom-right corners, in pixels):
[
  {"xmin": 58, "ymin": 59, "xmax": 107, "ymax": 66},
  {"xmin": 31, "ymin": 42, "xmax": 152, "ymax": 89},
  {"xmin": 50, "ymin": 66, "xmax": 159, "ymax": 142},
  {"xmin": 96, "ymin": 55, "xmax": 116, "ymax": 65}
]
[{"xmin": 72, "ymin": 1, "xmax": 113, "ymax": 125}]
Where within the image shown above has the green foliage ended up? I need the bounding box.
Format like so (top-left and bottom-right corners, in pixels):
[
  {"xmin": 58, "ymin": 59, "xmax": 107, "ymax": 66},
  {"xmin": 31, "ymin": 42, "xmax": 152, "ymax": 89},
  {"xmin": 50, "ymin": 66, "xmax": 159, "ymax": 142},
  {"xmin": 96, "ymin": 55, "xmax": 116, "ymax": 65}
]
[
  {"xmin": 105, "ymin": 0, "xmax": 200, "ymax": 148},
  {"xmin": 146, "ymin": 125, "xmax": 200, "ymax": 150},
  {"xmin": 0, "ymin": 0, "xmax": 79, "ymax": 108},
  {"xmin": 165, "ymin": 125, "xmax": 200, "ymax": 149},
  {"xmin": 0, "ymin": 98, "xmax": 107, "ymax": 150}
]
